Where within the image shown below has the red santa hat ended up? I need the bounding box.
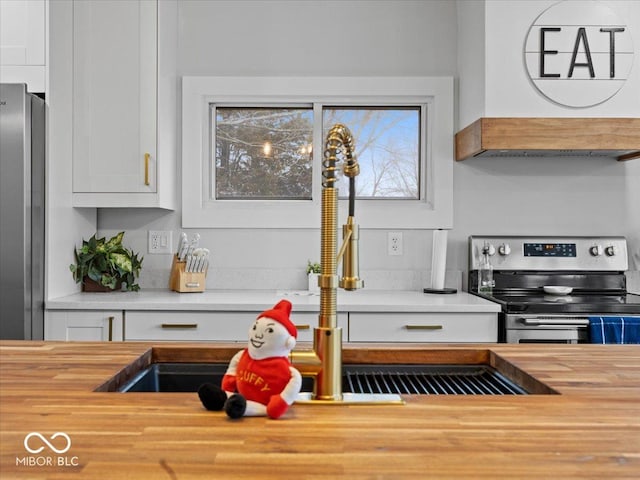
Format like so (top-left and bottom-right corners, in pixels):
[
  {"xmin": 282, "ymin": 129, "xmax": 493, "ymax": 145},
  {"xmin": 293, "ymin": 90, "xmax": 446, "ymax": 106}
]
[{"xmin": 257, "ymin": 299, "xmax": 297, "ymax": 339}]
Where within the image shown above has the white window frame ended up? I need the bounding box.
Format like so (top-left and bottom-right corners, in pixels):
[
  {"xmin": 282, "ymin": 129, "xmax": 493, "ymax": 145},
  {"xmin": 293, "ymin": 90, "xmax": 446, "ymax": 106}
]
[{"xmin": 182, "ymin": 76, "xmax": 453, "ymax": 229}]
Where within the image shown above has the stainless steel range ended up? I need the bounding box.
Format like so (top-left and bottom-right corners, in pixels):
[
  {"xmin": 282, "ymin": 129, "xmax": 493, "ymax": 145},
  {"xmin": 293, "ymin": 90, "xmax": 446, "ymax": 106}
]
[{"xmin": 468, "ymin": 236, "xmax": 640, "ymax": 343}]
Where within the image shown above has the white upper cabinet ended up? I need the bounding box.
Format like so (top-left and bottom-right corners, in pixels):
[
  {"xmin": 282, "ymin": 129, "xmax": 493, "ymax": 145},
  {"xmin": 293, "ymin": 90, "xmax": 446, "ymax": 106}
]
[
  {"xmin": 0, "ymin": 0, "xmax": 46, "ymax": 92},
  {"xmin": 72, "ymin": 0, "xmax": 177, "ymax": 209}
]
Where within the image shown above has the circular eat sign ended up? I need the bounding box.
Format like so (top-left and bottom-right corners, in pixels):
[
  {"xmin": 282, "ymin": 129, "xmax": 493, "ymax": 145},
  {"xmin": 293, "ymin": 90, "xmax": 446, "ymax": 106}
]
[{"xmin": 524, "ymin": 0, "xmax": 635, "ymax": 108}]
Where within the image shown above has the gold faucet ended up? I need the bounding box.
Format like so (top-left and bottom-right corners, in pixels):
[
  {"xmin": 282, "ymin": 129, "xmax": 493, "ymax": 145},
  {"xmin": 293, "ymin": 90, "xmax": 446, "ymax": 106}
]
[{"xmin": 291, "ymin": 124, "xmax": 363, "ymax": 401}]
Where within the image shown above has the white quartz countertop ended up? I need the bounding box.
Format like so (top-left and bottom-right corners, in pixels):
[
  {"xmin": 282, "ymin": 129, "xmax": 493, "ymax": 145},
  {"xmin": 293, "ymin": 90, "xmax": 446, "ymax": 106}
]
[{"xmin": 46, "ymin": 289, "xmax": 501, "ymax": 313}]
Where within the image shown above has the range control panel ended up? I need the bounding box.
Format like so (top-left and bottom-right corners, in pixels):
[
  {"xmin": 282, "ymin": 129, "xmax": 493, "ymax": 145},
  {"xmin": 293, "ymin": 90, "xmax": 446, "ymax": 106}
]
[
  {"xmin": 523, "ymin": 243, "xmax": 577, "ymax": 257},
  {"xmin": 469, "ymin": 236, "xmax": 628, "ymax": 271}
]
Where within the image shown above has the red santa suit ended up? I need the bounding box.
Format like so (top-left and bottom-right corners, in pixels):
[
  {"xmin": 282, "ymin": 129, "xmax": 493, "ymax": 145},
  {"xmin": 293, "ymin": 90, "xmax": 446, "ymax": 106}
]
[{"xmin": 222, "ymin": 350, "xmax": 293, "ymax": 406}]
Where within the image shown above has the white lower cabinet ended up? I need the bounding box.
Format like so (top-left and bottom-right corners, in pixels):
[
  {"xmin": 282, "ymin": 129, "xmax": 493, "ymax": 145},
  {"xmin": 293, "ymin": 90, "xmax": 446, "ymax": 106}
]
[
  {"xmin": 348, "ymin": 312, "xmax": 497, "ymax": 342},
  {"xmin": 45, "ymin": 310, "xmax": 123, "ymax": 341},
  {"xmin": 124, "ymin": 311, "xmax": 346, "ymax": 342},
  {"xmin": 45, "ymin": 308, "xmax": 494, "ymax": 343}
]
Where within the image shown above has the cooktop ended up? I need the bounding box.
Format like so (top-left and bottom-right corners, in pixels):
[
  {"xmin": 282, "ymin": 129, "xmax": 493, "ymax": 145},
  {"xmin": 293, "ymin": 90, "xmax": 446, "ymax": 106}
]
[{"xmin": 484, "ymin": 292, "xmax": 640, "ymax": 314}]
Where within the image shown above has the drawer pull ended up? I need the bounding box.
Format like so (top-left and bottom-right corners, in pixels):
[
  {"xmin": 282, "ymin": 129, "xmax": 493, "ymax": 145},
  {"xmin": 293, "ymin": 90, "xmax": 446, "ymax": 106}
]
[
  {"xmin": 161, "ymin": 323, "xmax": 198, "ymax": 329},
  {"xmin": 144, "ymin": 153, "xmax": 150, "ymax": 186},
  {"xmin": 108, "ymin": 316, "xmax": 114, "ymax": 341},
  {"xmin": 295, "ymin": 324, "xmax": 311, "ymax": 331},
  {"xmin": 404, "ymin": 325, "xmax": 443, "ymax": 331}
]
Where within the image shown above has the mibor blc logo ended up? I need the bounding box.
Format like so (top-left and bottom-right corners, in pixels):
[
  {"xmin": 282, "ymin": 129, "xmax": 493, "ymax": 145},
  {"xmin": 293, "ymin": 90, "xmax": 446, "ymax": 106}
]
[
  {"xmin": 24, "ymin": 432, "xmax": 71, "ymax": 454},
  {"xmin": 16, "ymin": 432, "xmax": 79, "ymax": 467},
  {"xmin": 524, "ymin": 0, "xmax": 635, "ymax": 107}
]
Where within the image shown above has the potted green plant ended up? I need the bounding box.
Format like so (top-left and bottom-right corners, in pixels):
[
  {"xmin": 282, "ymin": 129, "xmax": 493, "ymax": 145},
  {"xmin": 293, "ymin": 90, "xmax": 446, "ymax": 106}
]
[
  {"xmin": 70, "ymin": 232, "xmax": 143, "ymax": 292},
  {"xmin": 306, "ymin": 260, "xmax": 321, "ymax": 293}
]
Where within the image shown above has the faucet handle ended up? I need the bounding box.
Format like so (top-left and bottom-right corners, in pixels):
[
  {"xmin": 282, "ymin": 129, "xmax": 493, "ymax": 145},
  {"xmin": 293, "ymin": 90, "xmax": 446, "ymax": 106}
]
[{"xmin": 339, "ymin": 217, "xmax": 364, "ymax": 291}]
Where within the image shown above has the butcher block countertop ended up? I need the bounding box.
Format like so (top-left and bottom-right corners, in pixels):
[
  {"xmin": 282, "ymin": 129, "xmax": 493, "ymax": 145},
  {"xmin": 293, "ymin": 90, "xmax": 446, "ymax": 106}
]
[{"xmin": 1, "ymin": 342, "xmax": 639, "ymax": 479}]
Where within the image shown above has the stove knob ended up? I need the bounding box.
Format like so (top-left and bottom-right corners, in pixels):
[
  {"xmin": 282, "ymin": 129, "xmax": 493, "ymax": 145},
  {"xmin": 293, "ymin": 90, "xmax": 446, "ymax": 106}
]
[
  {"xmin": 482, "ymin": 243, "xmax": 496, "ymax": 256},
  {"xmin": 498, "ymin": 243, "xmax": 511, "ymax": 256},
  {"xmin": 590, "ymin": 245, "xmax": 604, "ymax": 256},
  {"xmin": 605, "ymin": 245, "xmax": 616, "ymax": 256}
]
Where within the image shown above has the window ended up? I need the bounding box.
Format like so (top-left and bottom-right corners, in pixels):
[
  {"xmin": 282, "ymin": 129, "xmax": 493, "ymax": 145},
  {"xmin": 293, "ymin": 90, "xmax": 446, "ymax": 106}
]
[
  {"xmin": 183, "ymin": 77, "xmax": 453, "ymax": 229},
  {"xmin": 212, "ymin": 106, "xmax": 421, "ymax": 201},
  {"xmin": 214, "ymin": 107, "xmax": 314, "ymax": 200}
]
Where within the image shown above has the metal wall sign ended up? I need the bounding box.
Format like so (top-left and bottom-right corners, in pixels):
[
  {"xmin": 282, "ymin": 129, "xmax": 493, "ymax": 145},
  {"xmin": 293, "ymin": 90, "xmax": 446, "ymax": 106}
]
[{"xmin": 524, "ymin": 0, "xmax": 634, "ymax": 108}]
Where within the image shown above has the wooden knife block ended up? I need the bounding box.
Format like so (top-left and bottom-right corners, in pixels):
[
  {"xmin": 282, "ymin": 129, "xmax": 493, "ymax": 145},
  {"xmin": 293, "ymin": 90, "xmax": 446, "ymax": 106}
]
[{"xmin": 169, "ymin": 255, "xmax": 207, "ymax": 293}]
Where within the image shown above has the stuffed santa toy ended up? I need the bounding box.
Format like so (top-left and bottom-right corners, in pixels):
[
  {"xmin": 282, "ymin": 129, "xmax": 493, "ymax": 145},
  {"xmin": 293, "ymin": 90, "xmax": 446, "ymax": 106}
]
[{"xmin": 198, "ymin": 299, "xmax": 302, "ymax": 419}]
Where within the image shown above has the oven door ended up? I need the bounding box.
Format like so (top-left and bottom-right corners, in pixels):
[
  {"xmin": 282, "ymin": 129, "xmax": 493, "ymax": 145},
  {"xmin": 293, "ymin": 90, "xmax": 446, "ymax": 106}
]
[{"xmin": 505, "ymin": 315, "xmax": 589, "ymax": 344}]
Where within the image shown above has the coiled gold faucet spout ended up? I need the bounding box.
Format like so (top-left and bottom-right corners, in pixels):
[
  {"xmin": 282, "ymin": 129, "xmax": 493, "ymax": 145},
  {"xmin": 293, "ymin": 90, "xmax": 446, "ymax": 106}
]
[
  {"xmin": 323, "ymin": 124, "xmax": 363, "ymax": 292},
  {"xmin": 291, "ymin": 123, "xmax": 363, "ymax": 401}
]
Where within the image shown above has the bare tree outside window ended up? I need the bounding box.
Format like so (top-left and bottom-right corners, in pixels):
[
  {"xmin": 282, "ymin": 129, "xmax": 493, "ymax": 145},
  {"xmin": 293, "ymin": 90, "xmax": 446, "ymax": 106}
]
[
  {"xmin": 323, "ymin": 107, "xmax": 420, "ymax": 199},
  {"xmin": 214, "ymin": 107, "xmax": 313, "ymax": 200}
]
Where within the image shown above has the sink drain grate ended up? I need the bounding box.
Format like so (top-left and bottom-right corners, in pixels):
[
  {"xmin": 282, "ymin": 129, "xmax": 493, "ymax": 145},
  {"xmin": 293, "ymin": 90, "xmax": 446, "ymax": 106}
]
[{"xmin": 343, "ymin": 365, "xmax": 528, "ymax": 395}]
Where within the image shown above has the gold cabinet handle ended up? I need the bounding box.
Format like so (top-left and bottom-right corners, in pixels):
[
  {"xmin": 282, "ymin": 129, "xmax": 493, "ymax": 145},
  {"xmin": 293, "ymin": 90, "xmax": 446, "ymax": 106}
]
[
  {"xmin": 295, "ymin": 324, "xmax": 311, "ymax": 331},
  {"xmin": 108, "ymin": 316, "xmax": 114, "ymax": 341},
  {"xmin": 144, "ymin": 153, "xmax": 150, "ymax": 186},
  {"xmin": 161, "ymin": 323, "xmax": 198, "ymax": 329},
  {"xmin": 404, "ymin": 325, "xmax": 443, "ymax": 331}
]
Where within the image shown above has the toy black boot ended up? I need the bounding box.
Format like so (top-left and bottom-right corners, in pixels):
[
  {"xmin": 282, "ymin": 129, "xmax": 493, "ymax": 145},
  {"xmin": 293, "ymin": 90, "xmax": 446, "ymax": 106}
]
[
  {"xmin": 224, "ymin": 393, "xmax": 247, "ymax": 419},
  {"xmin": 197, "ymin": 383, "xmax": 227, "ymax": 411}
]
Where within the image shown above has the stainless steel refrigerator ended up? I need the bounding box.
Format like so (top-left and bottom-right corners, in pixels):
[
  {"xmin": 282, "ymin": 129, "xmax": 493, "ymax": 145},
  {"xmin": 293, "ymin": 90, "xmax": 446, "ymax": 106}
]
[{"xmin": 0, "ymin": 83, "xmax": 45, "ymax": 340}]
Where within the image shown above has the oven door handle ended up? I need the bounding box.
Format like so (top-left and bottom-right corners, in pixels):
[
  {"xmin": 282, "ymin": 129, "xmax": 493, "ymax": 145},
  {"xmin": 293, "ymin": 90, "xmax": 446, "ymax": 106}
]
[{"xmin": 521, "ymin": 318, "xmax": 589, "ymax": 326}]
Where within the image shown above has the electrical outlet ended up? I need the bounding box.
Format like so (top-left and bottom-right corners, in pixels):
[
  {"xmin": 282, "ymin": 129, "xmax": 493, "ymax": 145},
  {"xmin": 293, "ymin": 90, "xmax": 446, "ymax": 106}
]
[
  {"xmin": 148, "ymin": 230, "xmax": 173, "ymax": 254},
  {"xmin": 388, "ymin": 232, "xmax": 403, "ymax": 256}
]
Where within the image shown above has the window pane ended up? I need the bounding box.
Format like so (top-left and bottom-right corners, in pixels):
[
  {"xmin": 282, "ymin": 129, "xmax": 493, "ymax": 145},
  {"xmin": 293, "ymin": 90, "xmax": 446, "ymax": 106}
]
[
  {"xmin": 214, "ymin": 107, "xmax": 313, "ymax": 200},
  {"xmin": 323, "ymin": 107, "xmax": 420, "ymax": 199}
]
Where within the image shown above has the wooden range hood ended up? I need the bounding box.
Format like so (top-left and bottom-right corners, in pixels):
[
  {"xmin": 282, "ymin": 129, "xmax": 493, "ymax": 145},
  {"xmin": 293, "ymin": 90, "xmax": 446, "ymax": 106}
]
[{"xmin": 455, "ymin": 117, "xmax": 640, "ymax": 162}]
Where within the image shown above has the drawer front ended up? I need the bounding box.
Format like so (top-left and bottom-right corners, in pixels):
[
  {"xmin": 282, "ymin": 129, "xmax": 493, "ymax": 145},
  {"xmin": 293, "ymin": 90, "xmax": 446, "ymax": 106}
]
[
  {"xmin": 125, "ymin": 311, "xmax": 345, "ymax": 342},
  {"xmin": 348, "ymin": 313, "xmax": 497, "ymax": 343}
]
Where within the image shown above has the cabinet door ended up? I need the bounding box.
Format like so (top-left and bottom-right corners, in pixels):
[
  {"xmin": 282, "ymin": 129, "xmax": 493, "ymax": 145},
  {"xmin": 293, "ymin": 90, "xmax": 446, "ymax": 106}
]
[
  {"xmin": 72, "ymin": 0, "xmax": 157, "ymax": 195},
  {"xmin": 45, "ymin": 310, "xmax": 123, "ymax": 341},
  {"xmin": 0, "ymin": 0, "xmax": 45, "ymax": 65},
  {"xmin": 0, "ymin": 0, "xmax": 46, "ymax": 91},
  {"xmin": 348, "ymin": 312, "xmax": 497, "ymax": 343},
  {"xmin": 125, "ymin": 311, "xmax": 346, "ymax": 342}
]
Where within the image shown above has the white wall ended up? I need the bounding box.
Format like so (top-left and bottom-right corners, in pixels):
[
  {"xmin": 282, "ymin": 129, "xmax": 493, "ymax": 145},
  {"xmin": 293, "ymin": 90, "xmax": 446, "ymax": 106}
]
[
  {"xmin": 92, "ymin": 0, "xmax": 640, "ymax": 294},
  {"xmin": 46, "ymin": 0, "xmax": 96, "ymax": 299},
  {"xmin": 176, "ymin": 0, "xmax": 457, "ymax": 76},
  {"xmin": 456, "ymin": 0, "xmax": 486, "ymax": 128}
]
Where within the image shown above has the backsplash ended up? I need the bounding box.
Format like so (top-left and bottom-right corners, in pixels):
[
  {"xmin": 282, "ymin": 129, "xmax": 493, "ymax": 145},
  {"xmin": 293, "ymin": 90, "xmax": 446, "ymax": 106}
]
[
  {"xmin": 97, "ymin": 224, "xmax": 464, "ymax": 292},
  {"xmin": 139, "ymin": 263, "xmax": 462, "ymax": 292},
  {"xmin": 97, "ymin": 218, "xmax": 639, "ymax": 294},
  {"xmin": 627, "ymin": 271, "xmax": 640, "ymax": 295}
]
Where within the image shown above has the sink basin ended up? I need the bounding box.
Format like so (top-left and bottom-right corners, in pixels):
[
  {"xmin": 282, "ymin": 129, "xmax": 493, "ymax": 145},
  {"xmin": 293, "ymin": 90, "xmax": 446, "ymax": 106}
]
[
  {"xmin": 117, "ymin": 362, "xmax": 533, "ymax": 395},
  {"xmin": 99, "ymin": 346, "xmax": 558, "ymax": 398}
]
